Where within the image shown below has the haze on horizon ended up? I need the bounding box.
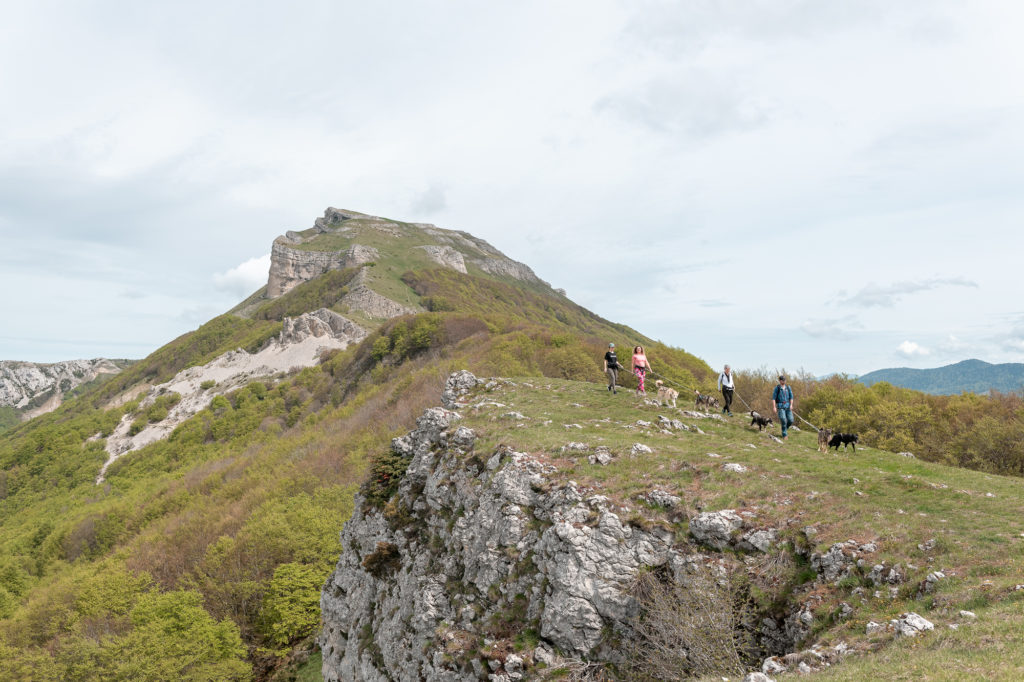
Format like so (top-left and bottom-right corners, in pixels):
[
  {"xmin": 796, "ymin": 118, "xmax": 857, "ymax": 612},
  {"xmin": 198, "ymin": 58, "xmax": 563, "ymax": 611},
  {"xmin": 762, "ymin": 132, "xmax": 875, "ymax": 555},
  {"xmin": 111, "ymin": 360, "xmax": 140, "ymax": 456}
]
[{"xmin": 1, "ymin": 1, "xmax": 1022, "ymax": 377}]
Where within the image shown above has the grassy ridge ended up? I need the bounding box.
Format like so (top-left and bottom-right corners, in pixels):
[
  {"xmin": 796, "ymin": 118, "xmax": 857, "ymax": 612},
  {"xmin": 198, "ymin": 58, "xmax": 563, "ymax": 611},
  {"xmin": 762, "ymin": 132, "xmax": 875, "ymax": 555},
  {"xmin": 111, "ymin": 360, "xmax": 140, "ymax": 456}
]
[{"xmin": 446, "ymin": 377, "xmax": 1024, "ymax": 679}]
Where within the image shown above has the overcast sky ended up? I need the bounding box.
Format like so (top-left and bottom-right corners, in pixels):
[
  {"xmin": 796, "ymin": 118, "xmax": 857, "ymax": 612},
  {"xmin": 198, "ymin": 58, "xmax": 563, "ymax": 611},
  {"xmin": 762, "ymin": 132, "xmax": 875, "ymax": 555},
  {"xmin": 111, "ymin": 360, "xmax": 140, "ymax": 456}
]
[{"xmin": 2, "ymin": 1, "xmax": 1023, "ymax": 376}]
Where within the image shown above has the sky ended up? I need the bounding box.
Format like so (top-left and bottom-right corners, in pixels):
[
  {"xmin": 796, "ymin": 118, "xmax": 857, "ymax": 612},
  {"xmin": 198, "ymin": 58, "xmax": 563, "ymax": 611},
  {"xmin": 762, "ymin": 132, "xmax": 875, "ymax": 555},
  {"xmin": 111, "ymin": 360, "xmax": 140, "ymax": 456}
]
[{"xmin": 2, "ymin": 0, "xmax": 1023, "ymax": 376}]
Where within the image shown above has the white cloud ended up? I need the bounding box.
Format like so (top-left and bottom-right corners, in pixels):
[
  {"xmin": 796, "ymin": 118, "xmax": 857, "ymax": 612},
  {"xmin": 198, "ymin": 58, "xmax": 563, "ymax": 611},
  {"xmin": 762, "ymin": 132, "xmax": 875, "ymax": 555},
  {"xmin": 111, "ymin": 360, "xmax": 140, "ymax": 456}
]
[
  {"xmin": 800, "ymin": 316, "xmax": 862, "ymax": 340},
  {"xmin": 897, "ymin": 340, "xmax": 931, "ymax": 357},
  {"xmin": 409, "ymin": 184, "xmax": 448, "ymax": 216},
  {"xmin": 835, "ymin": 277, "xmax": 978, "ymax": 308},
  {"xmin": 212, "ymin": 255, "xmax": 270, "ymax": 298}
]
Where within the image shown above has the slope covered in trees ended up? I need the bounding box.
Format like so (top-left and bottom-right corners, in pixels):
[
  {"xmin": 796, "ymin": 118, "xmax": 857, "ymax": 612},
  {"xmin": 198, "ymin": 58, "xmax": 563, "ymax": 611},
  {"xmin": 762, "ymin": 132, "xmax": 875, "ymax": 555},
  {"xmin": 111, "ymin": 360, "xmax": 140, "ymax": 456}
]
[{"xmin": 0, "ymin": 260, "xmax": 709, "ymax": 680}]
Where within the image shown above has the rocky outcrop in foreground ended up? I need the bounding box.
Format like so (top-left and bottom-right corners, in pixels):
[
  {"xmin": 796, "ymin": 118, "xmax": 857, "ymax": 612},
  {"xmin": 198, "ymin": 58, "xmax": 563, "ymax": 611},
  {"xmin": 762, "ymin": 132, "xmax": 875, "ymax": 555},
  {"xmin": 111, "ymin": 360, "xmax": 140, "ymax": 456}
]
[
  {"xmin": 0, "ymin": 358, "xmax": 124, "ymax": 415},
  {"xmin": 320, "ymin": 372, "xmax": 817, "ymax": 681}
]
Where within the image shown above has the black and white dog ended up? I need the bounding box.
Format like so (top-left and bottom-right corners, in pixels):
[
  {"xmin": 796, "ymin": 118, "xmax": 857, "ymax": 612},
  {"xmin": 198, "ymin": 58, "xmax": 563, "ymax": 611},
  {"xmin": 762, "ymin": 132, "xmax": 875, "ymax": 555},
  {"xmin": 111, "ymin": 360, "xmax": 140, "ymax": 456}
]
[
  {"xmin": 828, "ymin": 433, "xmax": 859, "ymax": 452},
  {"xmin": 750, "ymin": 411, "xmax": 774, "ymax": 432},
  {"xmin": 694, "ymin": 391, "xmax": 721, "ymax": 412}
]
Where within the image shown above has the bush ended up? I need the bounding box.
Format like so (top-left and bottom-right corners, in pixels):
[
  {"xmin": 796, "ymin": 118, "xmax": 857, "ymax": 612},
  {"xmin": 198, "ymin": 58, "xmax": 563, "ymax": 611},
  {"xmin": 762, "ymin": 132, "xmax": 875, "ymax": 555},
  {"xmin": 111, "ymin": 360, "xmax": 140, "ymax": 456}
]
[
  {"xmin": 260, "ymin": 562, "xmax": 331, "ymax": 653},
  {"xmin": 623, "ymin": 569, "xmax": 751, "ymax": 680},
  {"xmin": 361, "ymin": 542, "xmax": 401, "ymax": 578},
  {"xmin": 362, "ymin": 450, "xmax": 412, "ymax": 507}
]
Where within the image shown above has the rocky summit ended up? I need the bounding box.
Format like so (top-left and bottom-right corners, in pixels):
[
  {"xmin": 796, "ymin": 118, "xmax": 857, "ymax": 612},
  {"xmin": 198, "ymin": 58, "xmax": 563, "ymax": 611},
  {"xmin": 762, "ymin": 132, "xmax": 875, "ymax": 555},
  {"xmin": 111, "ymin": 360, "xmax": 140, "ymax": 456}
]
[{"xmin": 251, "ymin": 207, "xmax": 547, "ymax": 316}]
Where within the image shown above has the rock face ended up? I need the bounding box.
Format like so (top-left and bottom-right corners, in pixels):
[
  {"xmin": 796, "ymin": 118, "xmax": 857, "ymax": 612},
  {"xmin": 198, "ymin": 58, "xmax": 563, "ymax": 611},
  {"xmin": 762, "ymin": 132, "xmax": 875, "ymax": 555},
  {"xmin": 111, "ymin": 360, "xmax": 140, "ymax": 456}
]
[
  {"xmin": 419, "ymin": 227, "xmax": 547, "ymax": 286},
  {"xmin": 319, "ymin": 372, "xmax": 796, "ymax": 682},
  {"xmin": 0, "ymin": 358, "xmax": 124, "ymax": 414},
  {"xmin": 416, "ymin": 245, "xmax": 467, "ymax": 273},
  {"xmin": 266, "ymin": 240, "xmax": 380, "ymax": 298}
]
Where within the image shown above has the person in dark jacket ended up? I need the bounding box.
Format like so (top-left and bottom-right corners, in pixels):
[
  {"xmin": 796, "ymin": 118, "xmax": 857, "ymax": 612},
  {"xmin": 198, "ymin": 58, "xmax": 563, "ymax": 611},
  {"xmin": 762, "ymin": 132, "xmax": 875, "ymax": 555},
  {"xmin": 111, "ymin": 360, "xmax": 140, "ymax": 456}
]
[
  {"xmin": 772, "ymin": 375, "xmax": 795, "ymax": 440},
  {"xmin": 603, "ymin": 343, "xmax": 620, "ymax": 394}
]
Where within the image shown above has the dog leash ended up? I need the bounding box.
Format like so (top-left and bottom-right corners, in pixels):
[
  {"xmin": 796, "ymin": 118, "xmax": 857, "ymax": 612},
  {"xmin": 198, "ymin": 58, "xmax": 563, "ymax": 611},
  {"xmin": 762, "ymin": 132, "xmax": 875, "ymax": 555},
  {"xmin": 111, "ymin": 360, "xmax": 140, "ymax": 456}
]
[
  {"xmin": 733, "ymin": 388, "xmax": 823, "ymax": 433},
  {"xmin": 645, "ymin": 369, "xmax": 699, "ymax": 394},
  {"xmin": 639, "ymin": 369, "xmax": 827, "ymax": 432}
]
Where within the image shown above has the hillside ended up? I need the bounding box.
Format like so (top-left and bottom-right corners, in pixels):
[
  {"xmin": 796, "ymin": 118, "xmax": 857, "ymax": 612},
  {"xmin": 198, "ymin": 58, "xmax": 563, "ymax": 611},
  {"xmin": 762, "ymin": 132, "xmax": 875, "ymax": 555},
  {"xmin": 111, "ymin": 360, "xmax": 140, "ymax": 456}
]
[
  {"xmin": 324, "ymin": 372, "xmax": 1024, "ymax": 680},
  {"xmin": 2, "ymin": 207, "xmax": 1023, "ymax": 681},
  {"xmin": 0, "ymin": 208, "xmax": 710, "ymax": 681},
  {"xmin": 858, "ymin": 359, "xmax": 1024, "ymax": 395}
]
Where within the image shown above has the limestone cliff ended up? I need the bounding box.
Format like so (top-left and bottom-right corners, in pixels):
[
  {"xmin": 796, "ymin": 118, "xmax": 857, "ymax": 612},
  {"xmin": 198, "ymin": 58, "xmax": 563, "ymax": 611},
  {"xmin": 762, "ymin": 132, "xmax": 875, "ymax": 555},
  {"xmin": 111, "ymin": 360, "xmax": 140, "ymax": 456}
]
[
  {"xmin": 0, "ymin": 358, "xmax": 125, "ymax": 416},
  {"xmin": 267, "ymin": 240, "xmax": 380, "ymax": 298}
]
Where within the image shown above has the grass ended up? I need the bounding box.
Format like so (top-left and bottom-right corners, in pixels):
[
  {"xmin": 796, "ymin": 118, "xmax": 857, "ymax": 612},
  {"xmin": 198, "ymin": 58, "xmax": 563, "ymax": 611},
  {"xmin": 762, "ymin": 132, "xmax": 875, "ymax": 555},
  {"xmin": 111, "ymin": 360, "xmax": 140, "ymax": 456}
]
[
  {"xmin": 450, "ymin": 377, "xmax": 1024, "ymax": 679},
  {"xmin": 293, "ymin": 651, "xmax": 322, "ymax": 681}
]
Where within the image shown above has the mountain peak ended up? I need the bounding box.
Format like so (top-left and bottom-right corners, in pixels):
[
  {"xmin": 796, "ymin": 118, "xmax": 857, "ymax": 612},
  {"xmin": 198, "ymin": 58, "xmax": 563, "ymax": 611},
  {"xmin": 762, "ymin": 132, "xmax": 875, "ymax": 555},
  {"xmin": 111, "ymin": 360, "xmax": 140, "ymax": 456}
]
[{"xmin": 248, "ymin": 207, "xmax": 547, "ymax": 319}]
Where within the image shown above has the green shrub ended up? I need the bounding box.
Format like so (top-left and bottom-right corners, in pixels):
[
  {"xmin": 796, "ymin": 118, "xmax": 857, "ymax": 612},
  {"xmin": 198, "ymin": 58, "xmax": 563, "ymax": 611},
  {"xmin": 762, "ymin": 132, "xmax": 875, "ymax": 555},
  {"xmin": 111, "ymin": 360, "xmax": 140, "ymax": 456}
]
[
  {"xmin": 361, "ymin": 542, "xmax": 401, "ymax": 578},
  {"xmin": 362, "ymin": 450, "xmax": 412, "ymax": 507},
  {"xmin": 260, "ymin": 562, "xmax": 331, "ymax": 653},
  {"xmin": 128, "ymin": 417, "xmax": 148, "ymax": 436}
]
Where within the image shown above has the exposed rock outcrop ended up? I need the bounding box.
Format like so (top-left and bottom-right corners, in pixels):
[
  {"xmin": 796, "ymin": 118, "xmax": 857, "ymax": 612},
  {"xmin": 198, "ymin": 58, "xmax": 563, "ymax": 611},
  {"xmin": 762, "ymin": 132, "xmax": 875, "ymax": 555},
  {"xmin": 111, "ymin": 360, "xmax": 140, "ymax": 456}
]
[
  {"xmin": 419, "ymin": 226, "xmax": 547, "ymax": 285},
  {"xmin": 266, "ymin": 240, "xmax": 380, "ymax": 298},
  {"xmin": 0, "ymin": 358, "xmax": 124, "ymax": 415},
  {"xmin": 99, "ymin": 309, "xmax": 365, "ymax": 482},
  {"xmin": 415, "ymin": 245, "xmax": 467, "ymax": 273}
]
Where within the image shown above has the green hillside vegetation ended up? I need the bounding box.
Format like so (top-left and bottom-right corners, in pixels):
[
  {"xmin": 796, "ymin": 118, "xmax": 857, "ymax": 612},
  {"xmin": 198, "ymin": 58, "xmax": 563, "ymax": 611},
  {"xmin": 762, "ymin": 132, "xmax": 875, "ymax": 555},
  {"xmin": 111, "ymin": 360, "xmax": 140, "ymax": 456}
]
[
  {"xmin": 733, "ymin": 371, "xmax": 1024, "ymax": 477},
  {"xmin": 0, "ymin": 407, "xmax": 19, "ymax": 434},
  {"xmin": 251, "ymin": 269, "xmax": 361, "ymax": 322},
  {"xmin": 858, "ymin": 359, "xmax": 1024, "ymax": 396},
  {"xmin": 381, "ymin": 377, "xmax": 1024, "ymax": 680}
]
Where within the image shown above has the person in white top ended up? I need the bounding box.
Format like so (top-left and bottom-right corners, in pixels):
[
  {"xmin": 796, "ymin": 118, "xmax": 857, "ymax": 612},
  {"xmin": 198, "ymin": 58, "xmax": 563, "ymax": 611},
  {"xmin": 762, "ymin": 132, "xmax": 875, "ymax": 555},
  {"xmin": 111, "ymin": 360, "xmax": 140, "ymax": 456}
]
[{"xmin": 717, "ymin": 364, "xmax": 735, "ymax": 416}]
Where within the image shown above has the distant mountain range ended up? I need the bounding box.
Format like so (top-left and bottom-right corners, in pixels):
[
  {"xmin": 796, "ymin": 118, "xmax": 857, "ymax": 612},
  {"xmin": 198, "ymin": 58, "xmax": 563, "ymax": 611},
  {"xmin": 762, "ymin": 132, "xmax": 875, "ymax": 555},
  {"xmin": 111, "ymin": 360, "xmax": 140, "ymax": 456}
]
[{"xmin": 858, "ymin": 359, "xmax": 1024, "ymax": 395}]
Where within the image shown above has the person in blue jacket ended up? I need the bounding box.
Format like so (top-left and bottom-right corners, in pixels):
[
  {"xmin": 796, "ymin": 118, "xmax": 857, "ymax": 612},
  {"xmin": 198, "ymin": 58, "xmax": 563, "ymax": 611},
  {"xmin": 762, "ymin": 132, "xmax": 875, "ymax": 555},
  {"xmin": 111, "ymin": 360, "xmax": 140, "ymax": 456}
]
[{"xmin": 772, "ymin": 375, "xmax": 795, "ymax": 440}]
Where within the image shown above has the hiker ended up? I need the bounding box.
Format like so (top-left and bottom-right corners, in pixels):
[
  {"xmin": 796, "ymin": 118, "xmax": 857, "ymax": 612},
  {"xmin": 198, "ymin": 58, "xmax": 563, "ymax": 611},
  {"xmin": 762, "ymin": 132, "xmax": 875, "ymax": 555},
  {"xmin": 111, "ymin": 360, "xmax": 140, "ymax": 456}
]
[
  {"xmin": 603, "ymin": 343, "xmax": 620, "ymax": 394},
  {"xmin": 717, "ymin": 364, "xmax": 735, "ymax": 416},
  {"xmin": 632, "ymin": 345, "xmax": 653, "ymax": 397},
  {"xmin": 772, "ymin": 375, "xmax": 795, "ymax": 440}
]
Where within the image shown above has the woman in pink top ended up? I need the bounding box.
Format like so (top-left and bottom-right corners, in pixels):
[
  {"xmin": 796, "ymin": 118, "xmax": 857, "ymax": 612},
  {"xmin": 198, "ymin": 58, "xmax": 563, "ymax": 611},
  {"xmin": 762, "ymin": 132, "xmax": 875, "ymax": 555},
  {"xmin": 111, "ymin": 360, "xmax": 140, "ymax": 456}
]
[{"xmin": 632, "ymin": 346, "xmax": 653, "ymax": 396}]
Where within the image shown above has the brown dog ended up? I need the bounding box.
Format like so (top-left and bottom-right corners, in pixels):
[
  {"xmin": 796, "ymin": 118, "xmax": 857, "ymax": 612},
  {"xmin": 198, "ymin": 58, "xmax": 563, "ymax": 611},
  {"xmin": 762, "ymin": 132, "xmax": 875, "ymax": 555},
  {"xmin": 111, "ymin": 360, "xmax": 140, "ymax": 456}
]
[
  {"xmin": 655, "ymin": 380, "xmax": 678, "ymax": 407},
  {"xmin": 817, "ymin": 428, "xmax": 833, "ymax": 453}
]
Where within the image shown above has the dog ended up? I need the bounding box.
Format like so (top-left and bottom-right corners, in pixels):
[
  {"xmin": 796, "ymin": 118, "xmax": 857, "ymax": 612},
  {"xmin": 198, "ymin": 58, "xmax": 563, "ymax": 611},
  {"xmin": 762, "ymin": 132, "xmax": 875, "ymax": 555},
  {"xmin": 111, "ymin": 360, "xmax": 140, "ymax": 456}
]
[
  {"xmin": 694, "ymin": 390, "xmax": 720, "ymax": 412},
  {"xmin": 655, "ymin": 380, "xmax": 678, "ymax": 407},
  {"xmin": 750, "ymin": 411, "xmax": 773, "ymax": 432},
  {"xmin": 828, "ymin": 433, "xmax": 859, "ymax": 452},
  {"xmin": 817, "ymin": 428, "xmax": 833, "ymax": 453}
]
